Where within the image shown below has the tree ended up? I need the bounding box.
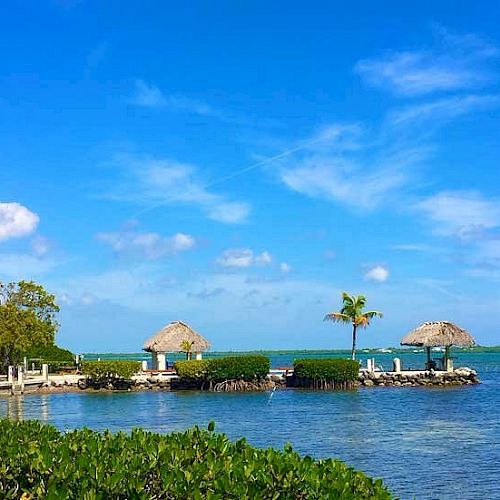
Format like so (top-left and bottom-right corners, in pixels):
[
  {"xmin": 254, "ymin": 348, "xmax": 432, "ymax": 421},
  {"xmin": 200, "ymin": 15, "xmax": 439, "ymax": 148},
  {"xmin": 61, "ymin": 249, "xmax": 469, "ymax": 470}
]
[
  {"xmin": 324, "ymin": 292, "xmax": 382, "ymax": 361},
  {"xmin": 0, "ymin": 280, "xmax": 60, "ymax": 373},
  {"xmin": 180, "ymin": 340, "xmax": 194, "ymax": 360}
]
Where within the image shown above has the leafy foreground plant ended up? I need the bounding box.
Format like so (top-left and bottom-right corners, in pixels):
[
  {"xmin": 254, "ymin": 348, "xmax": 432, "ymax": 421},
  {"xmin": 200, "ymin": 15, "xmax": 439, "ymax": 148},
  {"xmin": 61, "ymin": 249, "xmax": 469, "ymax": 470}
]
[{"xmin": 0, "ymin": 419, "xmax": 392, "ymax": 499}]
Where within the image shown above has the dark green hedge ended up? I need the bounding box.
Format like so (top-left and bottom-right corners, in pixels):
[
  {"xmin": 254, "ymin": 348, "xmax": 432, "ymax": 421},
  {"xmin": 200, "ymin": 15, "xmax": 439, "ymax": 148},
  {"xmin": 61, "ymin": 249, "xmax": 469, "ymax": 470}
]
[
  {"xmin": 0, "ymin": 419, "xmax": 391, "ymax": 499},
  {"xmin": 293, "ymin": 359, "xmax": 359, "ymax": 389},
  {"xmin": 207, "ymin": 355, "xmax": 270, "ymax": 382},
  {"xmin": 175, "ymin": 355, "xmax": 270, "ymax": 383}
]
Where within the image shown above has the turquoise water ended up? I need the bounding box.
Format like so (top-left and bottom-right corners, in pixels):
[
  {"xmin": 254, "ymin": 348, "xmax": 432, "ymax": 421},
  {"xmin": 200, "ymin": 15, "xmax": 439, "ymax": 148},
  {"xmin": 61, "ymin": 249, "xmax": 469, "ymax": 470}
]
[{"xmin": 2, "ymin": 350, "xmax": 500, "ymax": 499}]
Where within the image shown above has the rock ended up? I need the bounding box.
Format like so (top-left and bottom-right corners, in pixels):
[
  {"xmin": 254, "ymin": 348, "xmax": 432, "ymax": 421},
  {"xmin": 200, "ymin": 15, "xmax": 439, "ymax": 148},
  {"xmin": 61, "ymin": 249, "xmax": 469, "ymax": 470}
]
[{"xmin": 363, "ymin": 379, "xmax": 374, "ymax": 387}]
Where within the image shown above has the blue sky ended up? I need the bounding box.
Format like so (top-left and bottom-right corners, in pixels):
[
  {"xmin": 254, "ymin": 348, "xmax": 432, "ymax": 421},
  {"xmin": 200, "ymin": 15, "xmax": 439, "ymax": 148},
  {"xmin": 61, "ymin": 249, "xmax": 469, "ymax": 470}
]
[{"xmin": 1, "ymin": 1, "xmax": 500, "ymax": 351}]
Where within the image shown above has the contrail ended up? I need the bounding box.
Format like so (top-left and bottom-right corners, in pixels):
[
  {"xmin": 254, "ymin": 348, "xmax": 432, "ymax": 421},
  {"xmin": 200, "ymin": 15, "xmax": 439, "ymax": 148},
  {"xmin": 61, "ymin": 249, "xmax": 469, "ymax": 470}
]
[{"xmin": 132, "ymin": 133, "xmax": 327, "ymax": 219}]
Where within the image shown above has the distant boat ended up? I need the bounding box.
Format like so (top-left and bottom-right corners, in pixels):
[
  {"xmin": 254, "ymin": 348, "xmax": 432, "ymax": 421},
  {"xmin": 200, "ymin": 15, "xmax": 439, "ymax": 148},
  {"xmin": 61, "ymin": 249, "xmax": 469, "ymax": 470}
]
[
  {"xmin": 432, "ymin": 347, "xmax": 445, "ymax": 352},
  {"xmin": 378, "ymin": 349, "xmax": 392, "ymax": 353}
]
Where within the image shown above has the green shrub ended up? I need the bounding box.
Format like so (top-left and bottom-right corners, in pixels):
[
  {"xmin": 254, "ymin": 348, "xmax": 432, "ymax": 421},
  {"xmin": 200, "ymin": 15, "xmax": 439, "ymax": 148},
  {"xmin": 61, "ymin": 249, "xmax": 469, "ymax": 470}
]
[
  {"xmin": 81, "ymin": 360, "xmax": 140, "ymax": 389},
  {"xmin": 24, "ymin": 343, "xmax": 75, "ymax": 372},
  {"xmin": 25, "ymin": 343, "xmax": 74, "ymax": 363},
  {"xmin": 206, "ymin": 355, "xmax": 270, "ymax": 382},
  {"xmin": 174, "ymin": 359, "xmax": 210, "ymax": 380},
  {"xmin": 0, "ymin": 419, "xmax": 392, "ymax": 499},
  {"xmin": 293, "ymin": 358, "xmax": 359, "ymax": 389}
]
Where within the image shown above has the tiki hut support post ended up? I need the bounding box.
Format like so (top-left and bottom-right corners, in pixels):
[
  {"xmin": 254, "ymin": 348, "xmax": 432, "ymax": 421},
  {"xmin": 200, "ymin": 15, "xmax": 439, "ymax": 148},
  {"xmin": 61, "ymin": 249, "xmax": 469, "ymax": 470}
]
[
  {"xmin": 426, "ymin": 347, "xmax": 432, "ymax": 370},
  {"xmin": 401, "ymin": 321, "xmax": 475, "ymax": 371}
]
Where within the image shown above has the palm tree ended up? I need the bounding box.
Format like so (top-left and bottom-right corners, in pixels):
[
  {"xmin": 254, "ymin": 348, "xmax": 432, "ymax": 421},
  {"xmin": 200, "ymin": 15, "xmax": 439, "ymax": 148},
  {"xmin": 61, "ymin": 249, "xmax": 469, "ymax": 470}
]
[
  {"xmin": 180, "ymin": 340, "xmax": 194, "ymax": 360},
  {"xmin": 324, "ymin": 292, "xmax": 383, "ymax": 360}
]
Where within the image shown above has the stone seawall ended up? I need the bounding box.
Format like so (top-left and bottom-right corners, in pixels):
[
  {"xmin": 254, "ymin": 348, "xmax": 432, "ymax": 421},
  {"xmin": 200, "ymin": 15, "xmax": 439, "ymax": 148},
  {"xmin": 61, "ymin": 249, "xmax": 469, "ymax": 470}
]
[
  {"xmin": 358, "ymin": 367, "xmax": 479, "ymax": 387},
  {"xmin": 2, "ymin": 368, "xmax": 480, "ymax": 394}
]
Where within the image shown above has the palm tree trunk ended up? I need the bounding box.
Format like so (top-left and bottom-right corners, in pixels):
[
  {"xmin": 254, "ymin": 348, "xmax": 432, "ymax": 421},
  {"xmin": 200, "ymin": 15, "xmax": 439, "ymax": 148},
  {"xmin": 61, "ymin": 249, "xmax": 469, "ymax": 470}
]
[{"xmin": 351, "ymin": 324, "xmax": 357, "ymax": 360}]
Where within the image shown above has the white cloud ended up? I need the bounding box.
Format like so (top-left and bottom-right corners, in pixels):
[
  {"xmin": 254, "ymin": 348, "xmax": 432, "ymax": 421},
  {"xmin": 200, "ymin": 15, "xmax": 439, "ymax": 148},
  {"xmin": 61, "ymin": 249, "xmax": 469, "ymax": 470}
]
[
  {"xmin": 0, "ymin": 203, "xmax": 39, "ymax": 241},
  {"xmin": 130, "ymin": 80, "xmax": 217, "ymax": 116},
  {"xmin": 96, "ymin": 230, "xmax": 196, "ymax": 259},
  {"xmin": 216, "ymin": 249, "xmax": 273, "ymax": 268},
  {"xmin": 356, "ymin": 29, "xmax": 497, "ymax": 96},
  {"xmin": 170, "ymin": 233, "xmax": 196, "ymax": 252},
  {"xmin": 109, "ymin": 156, "xmax": 250, "ymax": 224},
  {"xmin": 280, "ymin": 262, "xmax": 291, "ymax": 273},
  {"xmin": 256, "ymin": 251, "xmax": 272, "ymax": 265},
  {"xmin": 364, "ymin": 265, "xmax": 389, "ymax": 282},
  {"xmin": 416, "ymin": 191, "xmax": 500, "ymax": 238}
]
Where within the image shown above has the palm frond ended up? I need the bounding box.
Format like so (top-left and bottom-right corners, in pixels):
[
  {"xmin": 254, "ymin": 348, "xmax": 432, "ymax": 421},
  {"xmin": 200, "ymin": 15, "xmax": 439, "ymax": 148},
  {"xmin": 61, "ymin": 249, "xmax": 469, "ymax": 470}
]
[
  {"xmin": 364, "ymin": 310, "xmax": 383, "ymax": 319},
  {"xmin": 324, "ymin": 312, "xmax": 351, "ymax": 323}
]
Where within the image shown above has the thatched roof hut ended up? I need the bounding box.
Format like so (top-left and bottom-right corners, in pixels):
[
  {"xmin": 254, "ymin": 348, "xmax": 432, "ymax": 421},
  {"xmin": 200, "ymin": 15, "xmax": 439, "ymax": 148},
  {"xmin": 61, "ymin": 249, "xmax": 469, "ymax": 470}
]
[
  {"xmin": 143, "ymin": 320, "xmax": 210, "ymax": 353},
  {"xmin": 401, "ymin": 321, "xmax": 475, "ymax": 348}
]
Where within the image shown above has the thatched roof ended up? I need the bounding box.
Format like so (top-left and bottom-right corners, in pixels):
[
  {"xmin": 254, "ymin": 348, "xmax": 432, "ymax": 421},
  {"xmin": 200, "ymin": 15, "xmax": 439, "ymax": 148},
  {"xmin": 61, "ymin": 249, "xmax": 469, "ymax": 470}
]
[
  {"xmin": 401, "ymin": 321, "xmax": 475, "ymax": 347},
  {"xmin": 143, "ymin": 321, "xmax": 210, "ymax": 353}
]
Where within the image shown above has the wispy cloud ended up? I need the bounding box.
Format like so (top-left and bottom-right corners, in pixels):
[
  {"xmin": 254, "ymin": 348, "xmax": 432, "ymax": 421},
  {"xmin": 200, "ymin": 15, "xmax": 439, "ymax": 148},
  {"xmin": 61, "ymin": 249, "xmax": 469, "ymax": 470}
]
[
  {"xmin": 388, "ymin": 94, "xmax": 500, "ymax": 127},
  {"xmin": 356, "ymin": 28, "xmax": 498, "ymax": 96},
  {"xmin": 0, "ymin": 202, "xmax": 39, "ymax": 241},
  {"xmin": 278, "ymin": 125, "xmax": 427, "ymax": 211},
  {"xmin": 391, "ymin": 243, "xmax": 433, "ymax": 253},
  {"xmin": 216, "ymin": 248, "xmax": 272, "ymax": 268},
  {"xmin": 416, "ymin": 190, "xmax": 500, "ymax": 238},
  {"xmin": 107, "ymin": 155, "xmax": 250, "ymax": 224},
  {"xmin": 130, "ymin": 80, "xmax": 219, "ymax": 116},
  {"xmin": 31, "ymin": 235, "xmax": 52, "ymax": 256},
  {"xmin": 96, "ymin": 229, "xmax": 196, "ymax": 260}
]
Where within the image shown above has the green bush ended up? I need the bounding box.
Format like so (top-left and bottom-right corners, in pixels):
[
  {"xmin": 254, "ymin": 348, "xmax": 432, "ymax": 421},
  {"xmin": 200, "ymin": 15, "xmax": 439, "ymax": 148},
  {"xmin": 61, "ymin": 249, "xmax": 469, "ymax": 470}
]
[
  {"xmin": 25, "ymin": 343, "xmax": 74, "ymax": 363},
  {"xmin": 0, "ymin": 419, "xmax": 391, "ymax": 499},
  {"xmin": 206, "ymin": 355, "xmax": 270, "ymax": 382},
  {"xmin": 81, "ymin": 360, "xmax": 140, "ymax": 389},
  {"xmin": 174, "ymin": 359, "xmax": 210, "ymax": 380},
  {"xmin": 24, "ymin": 343, "xmax": 75, "ymax": 372},
  {"xmin": 293, "ymin": 358, "xmax": 359, "ymax": 389}
]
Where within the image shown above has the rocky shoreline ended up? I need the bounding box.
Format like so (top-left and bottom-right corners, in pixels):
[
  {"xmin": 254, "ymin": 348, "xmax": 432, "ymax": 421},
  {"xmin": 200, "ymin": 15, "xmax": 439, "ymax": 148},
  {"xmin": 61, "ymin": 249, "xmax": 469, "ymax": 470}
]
[
  {"xmin": 2, "ymin": 367, "xmax": 480, "ymax": 395},
  {"xmin": 357, "ymin": 367, "xmax": 480, "ymax": 387}
]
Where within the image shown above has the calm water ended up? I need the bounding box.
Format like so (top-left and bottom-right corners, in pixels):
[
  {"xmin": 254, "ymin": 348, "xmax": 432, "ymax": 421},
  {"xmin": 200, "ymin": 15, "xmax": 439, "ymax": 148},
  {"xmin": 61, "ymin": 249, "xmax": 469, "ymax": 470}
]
[{"xmin": 2, "ymin": 351, "xmax": 500, "ymax": 499}]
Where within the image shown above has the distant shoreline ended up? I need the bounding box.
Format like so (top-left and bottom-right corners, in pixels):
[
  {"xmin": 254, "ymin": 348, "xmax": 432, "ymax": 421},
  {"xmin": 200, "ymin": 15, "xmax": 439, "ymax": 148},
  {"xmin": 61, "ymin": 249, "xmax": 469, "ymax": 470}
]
[{"xmin": 80, "ymin": 346, "xmax": 500, "ymax": 356}]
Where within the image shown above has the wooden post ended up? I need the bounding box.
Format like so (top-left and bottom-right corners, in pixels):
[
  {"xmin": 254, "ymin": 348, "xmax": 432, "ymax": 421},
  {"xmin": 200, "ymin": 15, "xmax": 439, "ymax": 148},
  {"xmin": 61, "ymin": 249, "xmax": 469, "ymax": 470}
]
[
  {"xmin": 7, "ymin": 366, "xmax": 14, "ymax": 383},
  {"xmin": 444, "ymin": 346, "xmax": 452, "ymax": 371},
  {"xmin": 426, "ymin": 347, "xmax": 432, "ymax": 369},
  {"xmin": 42, "ymin": 364, "xmax": 49, "ymax": 381}
]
